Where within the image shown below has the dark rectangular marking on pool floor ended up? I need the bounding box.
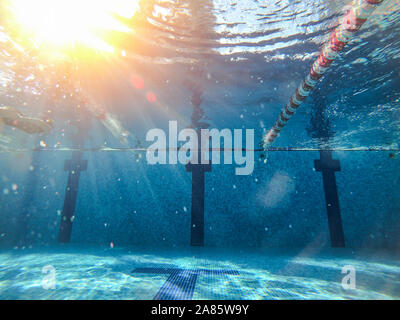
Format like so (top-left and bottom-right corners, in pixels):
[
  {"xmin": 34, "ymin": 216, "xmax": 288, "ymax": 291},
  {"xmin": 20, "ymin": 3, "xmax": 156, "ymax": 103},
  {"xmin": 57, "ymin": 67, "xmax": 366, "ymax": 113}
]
[{"xmin": 132, "ymin": 267, "xmax": 239, "ymax": 300}]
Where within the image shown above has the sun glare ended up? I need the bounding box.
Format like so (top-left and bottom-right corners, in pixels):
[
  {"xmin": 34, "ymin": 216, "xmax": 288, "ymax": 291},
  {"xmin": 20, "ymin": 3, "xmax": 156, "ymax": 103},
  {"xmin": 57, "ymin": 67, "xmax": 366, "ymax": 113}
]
[{"xmin": 9, "ymin": 0, "xmax": 139, "ymax": 53}]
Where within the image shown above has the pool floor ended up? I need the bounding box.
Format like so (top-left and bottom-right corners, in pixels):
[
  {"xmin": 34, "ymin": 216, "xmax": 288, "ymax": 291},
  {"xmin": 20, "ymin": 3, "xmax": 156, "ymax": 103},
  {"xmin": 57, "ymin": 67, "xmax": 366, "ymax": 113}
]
[{"xmin": 0, "ymin": 247, "xmax": 399, "ymax": 300}]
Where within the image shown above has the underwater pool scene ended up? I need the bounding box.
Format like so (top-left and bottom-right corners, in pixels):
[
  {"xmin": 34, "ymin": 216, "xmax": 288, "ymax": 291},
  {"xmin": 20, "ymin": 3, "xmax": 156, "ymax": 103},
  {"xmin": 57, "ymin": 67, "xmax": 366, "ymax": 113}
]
[{"xmin": 0, "ymin": 0, "xmax": 399, "ymax": 301}]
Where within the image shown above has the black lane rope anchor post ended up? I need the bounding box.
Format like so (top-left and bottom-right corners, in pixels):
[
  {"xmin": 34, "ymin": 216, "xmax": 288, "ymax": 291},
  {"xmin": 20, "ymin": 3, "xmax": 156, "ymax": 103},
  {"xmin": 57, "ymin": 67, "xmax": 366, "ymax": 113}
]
[
  {"xmin": 314, "ymin": 150, "xmax": 345, "ymax": 247},
  {"xmin": 57, "ymin": 94, "xmax": 90, "ymax": 244},
  {"xmin": 185, "ymin": 64, "xmax": 211, "ymax": 247},
  {"xmin": 58, "ymin": 151, "xmax": 88, "ymax": 243}
]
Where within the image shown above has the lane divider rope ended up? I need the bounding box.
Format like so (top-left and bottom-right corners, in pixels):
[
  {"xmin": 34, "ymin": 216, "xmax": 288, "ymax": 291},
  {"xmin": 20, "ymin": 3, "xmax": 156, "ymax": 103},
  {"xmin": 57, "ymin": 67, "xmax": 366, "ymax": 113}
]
[{"xmin": 263, "ymin": 0, "xmax": 385, "ymax": 147}]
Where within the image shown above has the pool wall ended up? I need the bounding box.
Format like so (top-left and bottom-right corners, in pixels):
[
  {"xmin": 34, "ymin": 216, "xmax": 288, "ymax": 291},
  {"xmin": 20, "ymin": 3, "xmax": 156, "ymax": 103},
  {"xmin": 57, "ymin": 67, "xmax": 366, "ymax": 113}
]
[{"xmin": 0, "ymin": 150, "xmax": 399, "ymax": 250}]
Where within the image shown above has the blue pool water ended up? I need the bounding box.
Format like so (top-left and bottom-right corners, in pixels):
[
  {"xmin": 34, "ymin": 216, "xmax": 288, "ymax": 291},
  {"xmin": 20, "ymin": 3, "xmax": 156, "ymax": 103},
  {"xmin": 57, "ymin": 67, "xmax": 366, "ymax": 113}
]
[{"xmin": 0, "ymin": 0, "xmax": 399, "ymax": 300}]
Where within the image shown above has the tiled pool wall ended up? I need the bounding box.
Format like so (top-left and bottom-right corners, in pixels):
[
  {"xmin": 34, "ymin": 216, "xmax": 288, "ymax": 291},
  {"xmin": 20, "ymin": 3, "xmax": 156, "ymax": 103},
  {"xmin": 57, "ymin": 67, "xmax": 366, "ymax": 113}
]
[{"xmin": 0, "ymin": 150, "xmax": 399, "ymax": 250}]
